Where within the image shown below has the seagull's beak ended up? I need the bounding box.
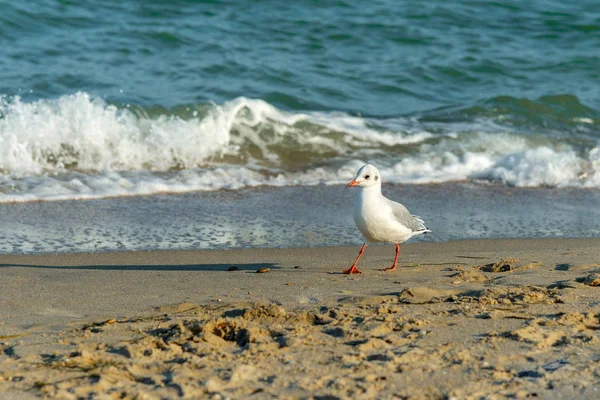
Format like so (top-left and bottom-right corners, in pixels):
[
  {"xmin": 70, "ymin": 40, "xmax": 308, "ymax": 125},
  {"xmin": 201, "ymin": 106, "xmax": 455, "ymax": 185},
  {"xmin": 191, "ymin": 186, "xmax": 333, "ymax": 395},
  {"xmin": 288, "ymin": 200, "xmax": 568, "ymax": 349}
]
[{"xmin": 346, "ymin": 179, "xmax": 360, "ymax": 188}]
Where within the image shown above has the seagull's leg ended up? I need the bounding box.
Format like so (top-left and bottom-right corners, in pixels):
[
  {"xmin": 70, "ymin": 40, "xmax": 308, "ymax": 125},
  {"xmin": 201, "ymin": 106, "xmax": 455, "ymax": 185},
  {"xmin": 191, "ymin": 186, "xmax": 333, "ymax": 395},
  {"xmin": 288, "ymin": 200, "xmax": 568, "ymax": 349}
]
[
  {"xmin": 381, "ymin": 243, "xmax": 400, "ymax": 272},
  {"xmin": 342, "ymin": 243, "xmax": 366, "ymax": 274}
]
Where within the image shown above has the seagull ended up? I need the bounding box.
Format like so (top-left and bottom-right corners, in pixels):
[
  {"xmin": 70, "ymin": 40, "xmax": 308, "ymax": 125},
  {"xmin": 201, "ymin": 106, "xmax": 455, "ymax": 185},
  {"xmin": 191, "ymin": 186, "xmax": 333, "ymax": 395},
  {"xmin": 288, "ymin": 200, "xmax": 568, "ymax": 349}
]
[{"xmin": 343, "ymin": 164, "xmax": 430, "ymax": 274}]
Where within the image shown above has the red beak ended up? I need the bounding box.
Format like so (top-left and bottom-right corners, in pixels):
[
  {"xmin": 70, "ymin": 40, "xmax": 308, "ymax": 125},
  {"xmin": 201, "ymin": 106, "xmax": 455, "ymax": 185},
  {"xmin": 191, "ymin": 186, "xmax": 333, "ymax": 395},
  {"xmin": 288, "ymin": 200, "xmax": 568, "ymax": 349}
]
[{"xmin": 346, "ymin": 179, "xmax": 360, "ymax": 188}]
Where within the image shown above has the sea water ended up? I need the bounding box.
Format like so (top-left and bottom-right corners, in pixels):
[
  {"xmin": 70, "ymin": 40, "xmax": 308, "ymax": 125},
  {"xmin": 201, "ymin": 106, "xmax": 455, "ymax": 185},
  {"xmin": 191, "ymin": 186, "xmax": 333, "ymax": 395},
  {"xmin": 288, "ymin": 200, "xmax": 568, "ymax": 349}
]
[{"xmin": 1, "ymin": 1, "xmax": 599, "ymax": 253}]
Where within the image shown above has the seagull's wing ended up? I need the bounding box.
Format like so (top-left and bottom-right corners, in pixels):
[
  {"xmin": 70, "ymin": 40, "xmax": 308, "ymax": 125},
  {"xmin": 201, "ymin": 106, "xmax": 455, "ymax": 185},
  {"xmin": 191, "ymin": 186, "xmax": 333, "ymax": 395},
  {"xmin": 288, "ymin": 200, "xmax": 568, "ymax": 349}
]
[{"xmin": 388, "ymin": 199, "xmax": 431, "ymax": 233}]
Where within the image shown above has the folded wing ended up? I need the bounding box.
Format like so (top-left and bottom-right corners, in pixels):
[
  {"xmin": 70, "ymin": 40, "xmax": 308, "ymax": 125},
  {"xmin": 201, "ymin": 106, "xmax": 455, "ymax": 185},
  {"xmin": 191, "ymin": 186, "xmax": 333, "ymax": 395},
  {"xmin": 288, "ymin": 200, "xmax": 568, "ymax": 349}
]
[{"xmin": 388, "ymin": 199, "xmax": 431, "ymax": 234}]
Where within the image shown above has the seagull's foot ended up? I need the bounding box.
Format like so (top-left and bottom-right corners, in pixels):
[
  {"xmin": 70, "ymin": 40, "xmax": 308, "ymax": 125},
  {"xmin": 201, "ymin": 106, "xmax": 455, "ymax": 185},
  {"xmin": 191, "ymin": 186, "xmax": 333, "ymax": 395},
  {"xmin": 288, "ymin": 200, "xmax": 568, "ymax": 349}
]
[
  {"xmin": 342, "ymin": 265, "xmax": 362, "ymax": 274},
  {"xmin": 380, "ymin": 265, "xmax": 397, "ymax": 272}
]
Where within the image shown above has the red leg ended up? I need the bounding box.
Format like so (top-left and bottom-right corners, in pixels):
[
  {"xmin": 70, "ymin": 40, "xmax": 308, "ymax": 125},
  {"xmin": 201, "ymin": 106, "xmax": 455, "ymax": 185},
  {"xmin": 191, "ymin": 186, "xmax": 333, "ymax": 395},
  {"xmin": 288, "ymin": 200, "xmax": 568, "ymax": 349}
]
[
  {"xmin": 342, "ymin": 243, "xmax": 366, "ymax": 274},
  {"xmin": 381, "ymin": 243, "xmax": 400, "ymax": 272}
]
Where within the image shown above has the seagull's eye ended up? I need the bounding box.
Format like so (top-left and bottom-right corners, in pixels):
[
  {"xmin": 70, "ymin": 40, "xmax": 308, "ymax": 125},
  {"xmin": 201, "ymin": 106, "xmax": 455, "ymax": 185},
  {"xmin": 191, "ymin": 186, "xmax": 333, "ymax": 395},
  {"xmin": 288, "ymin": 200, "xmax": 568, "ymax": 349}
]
[{"xmin": 364, "ymin": 174, "xmax": 371, "ymax": 180}]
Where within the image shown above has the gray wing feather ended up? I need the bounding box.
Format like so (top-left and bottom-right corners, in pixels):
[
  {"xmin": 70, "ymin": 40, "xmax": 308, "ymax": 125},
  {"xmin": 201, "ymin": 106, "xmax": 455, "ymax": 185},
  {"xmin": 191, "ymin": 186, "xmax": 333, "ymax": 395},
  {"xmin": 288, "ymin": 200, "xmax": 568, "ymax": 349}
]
[{"xmin": 388, "ymin": 200, "xmax": 430, "ymax": 233}]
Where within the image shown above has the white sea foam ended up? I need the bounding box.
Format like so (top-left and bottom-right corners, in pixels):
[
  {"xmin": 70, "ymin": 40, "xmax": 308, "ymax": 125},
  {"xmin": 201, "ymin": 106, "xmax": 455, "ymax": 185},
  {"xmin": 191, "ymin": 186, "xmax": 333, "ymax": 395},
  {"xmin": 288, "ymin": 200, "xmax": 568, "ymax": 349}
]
[
  {"xmin": 472, "ymin": 147, "xmax": 600, "ymax": 187},
  {"xmin": 0, "ymin": 93, "xmax": 239, "ymax": 175},
  {"xmin": 573, "ymin": 117, "xmax": 594, "ymax": 124},
  {"xmin": 1, "ymin": 93, "xmax": 599, "ymax": 203}
]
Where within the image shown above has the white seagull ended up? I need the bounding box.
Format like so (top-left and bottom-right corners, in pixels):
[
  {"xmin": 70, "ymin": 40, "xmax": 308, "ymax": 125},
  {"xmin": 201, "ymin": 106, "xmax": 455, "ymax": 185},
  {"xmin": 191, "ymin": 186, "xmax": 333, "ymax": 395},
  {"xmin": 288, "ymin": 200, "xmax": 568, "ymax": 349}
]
[{"xmin": 343, "ymin": 164, "xmax": 430, "ymax": 274}]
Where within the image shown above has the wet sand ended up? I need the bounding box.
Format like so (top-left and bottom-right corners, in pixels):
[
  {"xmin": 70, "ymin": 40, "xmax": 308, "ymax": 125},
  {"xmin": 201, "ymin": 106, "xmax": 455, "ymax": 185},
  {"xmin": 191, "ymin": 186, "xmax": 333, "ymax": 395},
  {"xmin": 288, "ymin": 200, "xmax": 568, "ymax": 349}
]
[
  {"xmin": 3, "ymin": 184, "xmax": 600, "ymax": 254},
  {"xmin": 1, "ymin": 238, "xmax": 600, "ymax": 399}
]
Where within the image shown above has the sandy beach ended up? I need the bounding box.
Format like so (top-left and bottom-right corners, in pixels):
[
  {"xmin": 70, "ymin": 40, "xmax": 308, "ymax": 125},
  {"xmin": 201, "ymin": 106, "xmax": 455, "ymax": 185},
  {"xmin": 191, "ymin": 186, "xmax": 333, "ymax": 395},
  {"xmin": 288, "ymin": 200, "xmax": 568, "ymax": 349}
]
[{"xmin": 1, "ymin": 238, "xmax": 599, "ymax": 399}]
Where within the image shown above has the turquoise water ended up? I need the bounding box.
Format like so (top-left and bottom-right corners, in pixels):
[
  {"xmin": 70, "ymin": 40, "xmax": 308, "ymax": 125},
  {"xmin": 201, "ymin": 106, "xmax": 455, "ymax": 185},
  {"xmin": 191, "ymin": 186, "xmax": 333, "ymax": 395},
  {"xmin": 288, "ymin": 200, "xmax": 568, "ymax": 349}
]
[
  {"xmin": 3, "ymin": 1, "xmax": 600, "ymax": 113},
  {"xmin": 2, "ymin": 1, "xmax": 600, "ymax": 201}
]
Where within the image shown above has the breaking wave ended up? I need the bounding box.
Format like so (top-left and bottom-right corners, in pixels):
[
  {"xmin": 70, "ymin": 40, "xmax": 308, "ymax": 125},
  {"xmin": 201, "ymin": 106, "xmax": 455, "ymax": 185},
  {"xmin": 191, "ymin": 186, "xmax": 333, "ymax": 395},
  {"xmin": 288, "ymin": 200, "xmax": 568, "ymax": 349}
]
[{"xmin": 1, "ymin": 92, "xmax": 599, "ymax": 202}]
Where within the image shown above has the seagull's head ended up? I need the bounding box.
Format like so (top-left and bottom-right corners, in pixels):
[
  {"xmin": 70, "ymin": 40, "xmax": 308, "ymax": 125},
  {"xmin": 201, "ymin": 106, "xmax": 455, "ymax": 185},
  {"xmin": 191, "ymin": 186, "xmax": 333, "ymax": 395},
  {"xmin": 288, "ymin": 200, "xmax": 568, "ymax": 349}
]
[{"xmin": 346, "ymin": 164, "xmax": 381, "ymax": 188}]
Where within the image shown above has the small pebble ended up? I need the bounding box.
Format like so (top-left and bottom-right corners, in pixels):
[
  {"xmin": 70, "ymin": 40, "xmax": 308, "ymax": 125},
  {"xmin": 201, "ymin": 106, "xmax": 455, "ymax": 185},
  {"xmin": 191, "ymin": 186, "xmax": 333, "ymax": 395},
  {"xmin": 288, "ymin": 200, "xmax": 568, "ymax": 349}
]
[
  {"xmin": 294, "ymin": 266, "xmax": 301, "ymax": 269},
  {"xmin": 256, "ymin": 268, "xmax": 270, "ymax": 273},
  {"xmin": 227, "ymin": 266, "xmax": 239, "ymax": 271}
]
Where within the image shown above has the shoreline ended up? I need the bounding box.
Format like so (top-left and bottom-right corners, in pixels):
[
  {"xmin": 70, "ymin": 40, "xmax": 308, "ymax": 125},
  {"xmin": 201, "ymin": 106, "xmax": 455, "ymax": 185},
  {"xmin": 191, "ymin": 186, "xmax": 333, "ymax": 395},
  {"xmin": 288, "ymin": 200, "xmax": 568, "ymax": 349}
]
[
  {"xmin": 3, "ymin": 235, "xmax": 600, "ymax": 259},
  {"xmin": 2, "ymin": 183, "xmax": 600, "ymax": 255}
]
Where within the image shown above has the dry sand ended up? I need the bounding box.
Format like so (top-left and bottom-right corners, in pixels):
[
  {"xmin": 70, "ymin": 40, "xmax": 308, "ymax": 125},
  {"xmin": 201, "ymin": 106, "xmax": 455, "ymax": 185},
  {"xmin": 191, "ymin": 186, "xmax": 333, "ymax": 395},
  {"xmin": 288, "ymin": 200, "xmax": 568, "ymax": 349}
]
[{"xmin": 1, "ymin": 238, "xmax": 600, "ymax": 399}]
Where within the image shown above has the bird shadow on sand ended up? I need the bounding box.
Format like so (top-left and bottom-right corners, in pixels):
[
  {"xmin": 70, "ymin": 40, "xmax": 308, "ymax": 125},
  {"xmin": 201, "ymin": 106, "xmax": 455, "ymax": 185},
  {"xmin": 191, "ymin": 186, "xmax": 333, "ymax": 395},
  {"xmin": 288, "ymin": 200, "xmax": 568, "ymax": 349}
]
[{"xmin": 0, "ymin": 263, "xmax": 280, "ymax": 272}]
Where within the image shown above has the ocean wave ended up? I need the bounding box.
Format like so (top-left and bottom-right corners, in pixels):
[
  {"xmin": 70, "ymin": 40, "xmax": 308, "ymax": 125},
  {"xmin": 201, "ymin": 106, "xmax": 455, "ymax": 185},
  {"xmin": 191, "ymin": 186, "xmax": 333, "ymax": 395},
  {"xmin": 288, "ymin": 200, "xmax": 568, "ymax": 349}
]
[
  {"xmin": 1, "ymin": 92, "xmax": 599, "ymax": 202},
  {"xmin": 0, "ymin": 93, "xmax": 437, "ymax": 176}
]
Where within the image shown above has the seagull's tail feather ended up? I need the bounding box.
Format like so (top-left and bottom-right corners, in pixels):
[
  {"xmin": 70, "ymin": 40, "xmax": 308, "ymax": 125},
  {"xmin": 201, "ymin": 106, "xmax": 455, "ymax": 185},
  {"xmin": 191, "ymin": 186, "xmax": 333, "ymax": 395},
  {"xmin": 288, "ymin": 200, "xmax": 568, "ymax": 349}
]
[
  {"xmin": 411, "ymin": 227, "xmax": 431, "ymax": 237},
  {"xmin": 411, "ymin": 215, "xmax": 431, "ymax": 233},
  {"xmin": 410, "ymin": 215, "xmax": 431, "ymax": 236}
]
